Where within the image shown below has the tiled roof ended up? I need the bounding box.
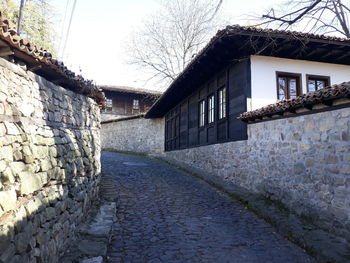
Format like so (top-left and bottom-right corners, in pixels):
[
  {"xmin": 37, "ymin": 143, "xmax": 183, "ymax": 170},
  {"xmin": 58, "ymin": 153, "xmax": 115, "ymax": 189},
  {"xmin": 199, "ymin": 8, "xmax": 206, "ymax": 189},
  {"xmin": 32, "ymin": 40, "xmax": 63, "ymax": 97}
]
[
  {"xmin": 239, "ymin": 82, "xmax": 350, "ymax": 122},
  {"xmin": 0, "ymin": 14, "xmax": 105, "ymax": 107},
  {"xmin": 100, "ymin": 85, "xmax": 162, "ymax": 96},
  {"xmin": 185, "ymin": 25, "xmax": 350, "ymax": 80}
]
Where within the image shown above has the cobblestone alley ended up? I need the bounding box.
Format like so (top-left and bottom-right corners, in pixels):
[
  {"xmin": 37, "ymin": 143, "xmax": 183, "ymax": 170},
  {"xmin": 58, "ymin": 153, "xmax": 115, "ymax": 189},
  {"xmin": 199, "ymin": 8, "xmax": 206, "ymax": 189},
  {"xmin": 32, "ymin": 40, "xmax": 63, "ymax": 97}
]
[{"xmin": 102, "ymin": 151, "xmax": 315, "ymax": 263}]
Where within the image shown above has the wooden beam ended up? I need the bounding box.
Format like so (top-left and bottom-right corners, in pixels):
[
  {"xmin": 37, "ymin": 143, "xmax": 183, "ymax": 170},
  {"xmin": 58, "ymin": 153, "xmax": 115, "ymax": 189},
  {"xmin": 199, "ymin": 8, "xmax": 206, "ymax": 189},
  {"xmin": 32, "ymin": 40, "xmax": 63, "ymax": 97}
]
[
  {"xmin": 334, "ymin": 52, "xmax": 350, "ymax": 61},
  {"xmin": 51, "ymin": 79, "xmax": 65, "ymax": 85},
  {"xmin": 323, "ymin": 100, "xmax": 333, "ymax": 106},
  {"xmin": 0, "ymin": 47, "xmax": 14, "ymax": 57},
  {"xmin": 319, "ymin": 49, "xmax": 343, "ymax": 60},
  {"xmin": 27, "ymin": 64, "xmax": 42, "ymax": 71}
]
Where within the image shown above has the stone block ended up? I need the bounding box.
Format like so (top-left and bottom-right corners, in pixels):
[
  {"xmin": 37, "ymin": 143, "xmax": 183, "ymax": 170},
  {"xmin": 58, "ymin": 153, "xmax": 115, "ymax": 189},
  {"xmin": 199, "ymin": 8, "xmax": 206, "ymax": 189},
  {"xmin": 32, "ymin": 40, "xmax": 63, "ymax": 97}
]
[
  {"xmin": 18, "ymin": 171, "xmax": 43, "ymax": 195},
  {"xmin": 13, "ymin": 206, "xmax": 27, "ymax": 232},
  {"xmin": 0, "ymin": 243, "xmax": 15, "ymax": 263},
  {"xmin": 9, "ymin": 161, "xmax": 26, "ymax": 175},
  {"xmin": 294, "ymin": 162, "xmax": 306, "ymax": 175},
  {"xmin": 0, "ymin": 187, "xmax": 17, "ymax": 213},
  {"xmin": 44, "ymin": 207, "xmax": 56, "ymax": 222},
  {"xmin": 0, "ymin": 123, "xmax": 6, "ymax": 136},
  {"xmin": 40, "ymin": 159, "xmax": 52, "ymax": 172},
  {"xmin": 0, "ymin": 222, "xmax": 14, "ymax": 253},
  {"xmin": 15, "ymin": 222, "xmax": 33, "ymax": 253},
  {"xmin": 33, "ymin": 146, "xmax": 49, "ymax": 159},
  {"xmin": 0, "ymin": 160, "xmax": 7, "ymax": 172},
  {"xmin": 339, "ymin": 165, "xmax": 350, "ymax": 175},
  {"xmin": 2, "ymin": 167, "xmax": 15, "ymax": 184},
  {"xmin": 81, "ymin": 256, "xmax": 103, "ymax": 263},
  {"xmin": 19, "ymin": 103, "xmax": 34, "ymax": 117},
  {"xmin": 4, "ymin": 122, "xmax": 20, "ymax": 135},
  {"xmin": 78, "ymin": 240, "xmax": 107, "ymax": 257},
  {"xmin": 0, "ymin": 145, "xmax": 13, "ymax": 161}
]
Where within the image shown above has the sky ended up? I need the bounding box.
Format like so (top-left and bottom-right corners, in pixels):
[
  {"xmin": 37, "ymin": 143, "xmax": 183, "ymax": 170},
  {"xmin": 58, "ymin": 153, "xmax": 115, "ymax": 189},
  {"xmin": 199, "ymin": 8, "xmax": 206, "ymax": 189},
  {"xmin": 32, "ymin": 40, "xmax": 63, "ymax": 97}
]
[{"xmin": 51, "ymin": 0, "xmax": 282, "ymax": 90}]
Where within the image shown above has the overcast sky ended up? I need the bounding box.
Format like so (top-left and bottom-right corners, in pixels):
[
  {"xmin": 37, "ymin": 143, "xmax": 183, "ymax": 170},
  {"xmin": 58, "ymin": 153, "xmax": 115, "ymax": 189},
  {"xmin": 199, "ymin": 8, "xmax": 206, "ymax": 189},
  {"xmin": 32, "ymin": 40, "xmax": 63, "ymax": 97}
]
[{"xmin": 51, "ymin": 0, "xmax": 282, "ymax": 90}]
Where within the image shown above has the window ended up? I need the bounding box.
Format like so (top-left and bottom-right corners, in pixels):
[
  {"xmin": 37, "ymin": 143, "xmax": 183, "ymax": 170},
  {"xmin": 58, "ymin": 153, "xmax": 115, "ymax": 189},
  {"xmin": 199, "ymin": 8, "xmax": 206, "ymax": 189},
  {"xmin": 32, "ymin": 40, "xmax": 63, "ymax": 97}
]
[
  {"xmin": 105, "ymin": 98, "xmax": 112, "ymax": 112},
  {"xmin": 199, "ymin": 100, "xmax": 205, "ymax": 127},
  {"xmin": 133, "ymin": 99, "xmax": 139, "ymax": 110},
  {"xmin": 307, "ymin": 75, "xmax": 330, "ymax": 92},
  {"xmin": 106, "ymin": 99, "xmax": 112, "ymax": 108},
  {"xmin": 218, "ymin": 87, "xmax": 226, "ymax": 119},
  {"xmin": 276, "ymin": 72, "xmax": 301, "ymax": 100},
  {"xmin": 208, "ymin": 95, "xmax": 215, "ymax": 124},
  {"xmin": 165, "ymin": 109, "xmax": 180, "ymax": 151}
]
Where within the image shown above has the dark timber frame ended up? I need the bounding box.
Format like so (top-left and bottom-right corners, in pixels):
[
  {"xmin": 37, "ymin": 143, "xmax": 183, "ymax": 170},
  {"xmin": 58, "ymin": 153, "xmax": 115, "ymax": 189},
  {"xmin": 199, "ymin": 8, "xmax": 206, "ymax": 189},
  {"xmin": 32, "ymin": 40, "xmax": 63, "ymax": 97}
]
[{"xmin": 164, "ymin": 60, "xmax": 250, "ymax": 151}]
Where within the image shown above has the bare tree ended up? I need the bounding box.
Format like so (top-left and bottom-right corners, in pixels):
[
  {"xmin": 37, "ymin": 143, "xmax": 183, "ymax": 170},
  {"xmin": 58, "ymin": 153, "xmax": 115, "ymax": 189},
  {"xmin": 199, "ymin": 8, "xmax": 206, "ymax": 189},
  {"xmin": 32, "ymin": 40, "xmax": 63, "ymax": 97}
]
[
  {"xmin": 127, "ymin": 0, "xmax": 224, "ymax": 89},
  {"xmin": 261, "ymin": 0, "xmax": 350, "ymax": 38}
]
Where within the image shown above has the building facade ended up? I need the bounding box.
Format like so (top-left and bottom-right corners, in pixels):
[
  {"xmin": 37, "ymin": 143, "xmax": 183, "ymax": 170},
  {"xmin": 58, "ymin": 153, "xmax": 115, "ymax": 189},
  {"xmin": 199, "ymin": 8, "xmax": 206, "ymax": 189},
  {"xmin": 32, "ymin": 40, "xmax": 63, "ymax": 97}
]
[
  {"xmin": 145, "ymin": 26, "xmax": 350, "ymax": 151},
  {"xmin": 100, "ymin": 86, "xmax": 161, "ymax": 122}
]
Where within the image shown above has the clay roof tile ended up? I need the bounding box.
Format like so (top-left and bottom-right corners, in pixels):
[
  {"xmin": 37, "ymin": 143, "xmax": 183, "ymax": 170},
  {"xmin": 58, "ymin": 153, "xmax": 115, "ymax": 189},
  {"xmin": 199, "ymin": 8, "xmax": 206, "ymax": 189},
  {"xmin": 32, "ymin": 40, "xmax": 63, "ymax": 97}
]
[{"xmin": 0, "ymin": 13, "xmax": 105, "ymax": 107}]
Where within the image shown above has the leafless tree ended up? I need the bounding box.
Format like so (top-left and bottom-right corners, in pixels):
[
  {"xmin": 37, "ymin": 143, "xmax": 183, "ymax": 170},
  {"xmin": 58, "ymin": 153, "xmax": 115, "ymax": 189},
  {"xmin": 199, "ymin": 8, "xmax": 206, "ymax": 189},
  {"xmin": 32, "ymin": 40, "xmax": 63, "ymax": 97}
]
[
  {"xmin": 261, "ymin": 0, "xmax": 350, "ymax": 38},
  {"xmin": 127, "ymin": 0, "xmax": 224, "ymax": 89}
]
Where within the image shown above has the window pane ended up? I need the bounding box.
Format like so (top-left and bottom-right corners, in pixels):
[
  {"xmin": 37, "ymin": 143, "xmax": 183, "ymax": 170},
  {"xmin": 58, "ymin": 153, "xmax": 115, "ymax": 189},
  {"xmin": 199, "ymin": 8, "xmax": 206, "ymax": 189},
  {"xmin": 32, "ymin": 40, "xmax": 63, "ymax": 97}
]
[
  {"xmin": 133, "ymin": 99, "xmax": 139, "ymax": 109},
  {"xmin": 106, "ymin": 99, "xmax": 112, "ymax": 107},
  {"xmin": 317, "ymin": 80, "xmax": 325, "ymax": 90},
  {"xmin": 278, "ymin": 77, "xmax": 286, "ymax": 100},
  {"xmin": 308, "ymin": 80, "xmax": 316, "ymax": 92},
  {"xmin": 289, "ymin": 78, "xmax": 297, "ymax": 98},
  {"xmin": 218, "ymin": 87, "xmax": 226, "ymax": 119},
  {"xmin": 208, "ymin": 95, "xmax": 214, "ymax": 123},
  {"xmin": 199, "ymin": 100, "xmax": 205, "ymax": 127}
]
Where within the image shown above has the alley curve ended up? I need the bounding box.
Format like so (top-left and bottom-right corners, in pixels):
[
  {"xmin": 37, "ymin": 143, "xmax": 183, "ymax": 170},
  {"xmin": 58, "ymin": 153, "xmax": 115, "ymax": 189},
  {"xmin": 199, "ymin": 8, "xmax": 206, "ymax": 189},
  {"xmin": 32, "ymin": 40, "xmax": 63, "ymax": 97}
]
[{"xmin": 102, "ymin": 151, "xmax": 315, "ymax": 263}]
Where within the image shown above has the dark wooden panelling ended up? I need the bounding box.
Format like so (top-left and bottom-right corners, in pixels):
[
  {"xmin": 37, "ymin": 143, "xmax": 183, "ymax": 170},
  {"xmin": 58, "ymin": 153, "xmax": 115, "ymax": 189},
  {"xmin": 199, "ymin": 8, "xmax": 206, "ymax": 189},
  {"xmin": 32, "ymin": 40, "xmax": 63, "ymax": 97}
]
[
  {"xmin": 180, "ymin": 103, "xmax": 188, "ymax": 131},
  {"xmin": 189, "ymin": 127, "xmax": 198, "ymax": 146},
  {"xmin": 208, "ymin": 80, "xmax": 216, "ymax": 92},
  {"xmin": 199, "ymin": 86, "xmax": 207, "ymax": 99},
  {"xmin": 218, "ymin": 71, "xmax": 226, "ymax": 87},
  {"xmin": 217, "ymin": 121, "xmax": 227, "ymax": 141},
  {"xmin": 179, "ymin": 102, "xmax": 188, "ymax": 148},
  {"xmin": 207, "ymin": 126, "xmax": 216, "ymax": 143},
  {"xmin": 180, "ymin": 131, "xmax": 187, "ymax": 148},
  {"xmin": 164, "ymin": 60, "xmax": 250, "ymax": 151},
  {"xmin": 188, "ymin": 95, "xmax": 198, "ymax": 128},
  {"xmin": 199, "ymin": 129, "xmax": 206, "ymax": 144}
]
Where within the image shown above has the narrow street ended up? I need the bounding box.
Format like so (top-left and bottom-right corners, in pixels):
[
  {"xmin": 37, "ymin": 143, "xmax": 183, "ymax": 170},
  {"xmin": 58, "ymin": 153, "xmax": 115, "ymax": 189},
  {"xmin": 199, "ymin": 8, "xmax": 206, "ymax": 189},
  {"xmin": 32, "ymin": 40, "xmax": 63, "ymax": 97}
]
[{"xmin": 102, "ymin": 151, "xmax": 314, "ymax": 263}]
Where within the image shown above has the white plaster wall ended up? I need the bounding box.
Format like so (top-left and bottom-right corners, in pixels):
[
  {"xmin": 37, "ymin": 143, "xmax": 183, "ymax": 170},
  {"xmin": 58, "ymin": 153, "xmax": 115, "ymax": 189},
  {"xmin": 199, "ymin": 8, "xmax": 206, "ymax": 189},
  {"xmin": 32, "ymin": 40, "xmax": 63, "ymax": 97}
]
[{"xmin": 249, "ymin": 55, "xmax": 350, "ymax": 110}]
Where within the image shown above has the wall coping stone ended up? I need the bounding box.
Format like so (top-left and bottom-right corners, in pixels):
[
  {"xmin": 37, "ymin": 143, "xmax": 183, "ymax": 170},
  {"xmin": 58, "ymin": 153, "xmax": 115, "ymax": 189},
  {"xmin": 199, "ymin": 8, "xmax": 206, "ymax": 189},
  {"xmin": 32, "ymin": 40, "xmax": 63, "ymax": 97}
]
[{"xmin": 101, "ymin": 114, "xmax": 145, "ymax": 124}]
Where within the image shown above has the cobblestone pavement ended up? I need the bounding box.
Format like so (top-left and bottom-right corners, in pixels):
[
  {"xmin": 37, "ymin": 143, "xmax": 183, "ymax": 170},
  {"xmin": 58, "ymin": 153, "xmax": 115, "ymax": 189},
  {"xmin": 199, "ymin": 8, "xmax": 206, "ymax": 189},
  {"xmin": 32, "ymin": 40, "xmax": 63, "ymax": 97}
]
[{"xmin": 102, "ymin": 151, "xmax": 315, "ymax": 263}]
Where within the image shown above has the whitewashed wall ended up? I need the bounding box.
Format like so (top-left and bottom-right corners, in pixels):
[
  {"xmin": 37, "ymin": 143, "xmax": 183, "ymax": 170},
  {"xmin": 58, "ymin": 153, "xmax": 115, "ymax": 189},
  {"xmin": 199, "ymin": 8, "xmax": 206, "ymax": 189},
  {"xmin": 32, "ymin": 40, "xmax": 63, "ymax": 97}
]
[{"xmin": 249, "ymin": 55, "xmax": 350, "ymax": 110}]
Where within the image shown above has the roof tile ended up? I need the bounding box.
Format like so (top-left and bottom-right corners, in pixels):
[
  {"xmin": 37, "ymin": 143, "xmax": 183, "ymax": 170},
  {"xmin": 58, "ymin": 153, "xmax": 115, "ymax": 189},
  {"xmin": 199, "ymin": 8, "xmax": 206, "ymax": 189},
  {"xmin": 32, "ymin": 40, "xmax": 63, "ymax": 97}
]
[
  {"xmin": 0, "ymin": 13, "xmax": 105, "ymax": 107},
  {"xmin": 239, "ymin": 82, "xmax": 350, "ymax": 122}
]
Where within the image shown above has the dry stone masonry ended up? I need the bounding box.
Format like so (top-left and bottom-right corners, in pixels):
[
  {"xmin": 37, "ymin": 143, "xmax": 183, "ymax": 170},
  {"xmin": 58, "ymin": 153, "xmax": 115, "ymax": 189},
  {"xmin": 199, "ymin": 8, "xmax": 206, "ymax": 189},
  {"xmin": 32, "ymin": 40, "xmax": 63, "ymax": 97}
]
[
  {"xmin": 101, "ymin": 116, "xmax": 164, "ymax": 154},
  {"xmin": 162, "ymin": 106, "xmax": 350, "ymax": 242},
  {"xmin": 0, "ymin": 57, "xmax": 101, "ymax": 263}
]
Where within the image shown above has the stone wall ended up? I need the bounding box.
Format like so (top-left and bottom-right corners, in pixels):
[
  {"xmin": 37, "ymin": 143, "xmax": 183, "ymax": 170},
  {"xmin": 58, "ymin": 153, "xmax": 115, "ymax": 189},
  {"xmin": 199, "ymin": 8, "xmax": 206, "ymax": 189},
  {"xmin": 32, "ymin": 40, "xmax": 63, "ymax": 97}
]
[
  {"xmin": 0, "ymin": 58, "xmax": 101, "ymax": 263},
  {"xmin": 101, "ymin": 116, "xmax": 164, "ymax": 154},
  {"xmin": 161, "ymin": 107, "xmax": 350, "ymax": 240}
]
